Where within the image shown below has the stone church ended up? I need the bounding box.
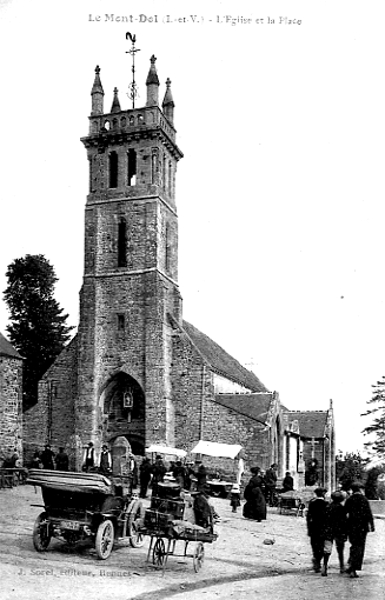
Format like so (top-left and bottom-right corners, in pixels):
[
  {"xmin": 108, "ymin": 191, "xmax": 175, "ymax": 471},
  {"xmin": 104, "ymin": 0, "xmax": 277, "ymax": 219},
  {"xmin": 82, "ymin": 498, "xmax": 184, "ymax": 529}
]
[{"xmin": 23, "ymin": 53, "xmax": 335, "ymax": 489}]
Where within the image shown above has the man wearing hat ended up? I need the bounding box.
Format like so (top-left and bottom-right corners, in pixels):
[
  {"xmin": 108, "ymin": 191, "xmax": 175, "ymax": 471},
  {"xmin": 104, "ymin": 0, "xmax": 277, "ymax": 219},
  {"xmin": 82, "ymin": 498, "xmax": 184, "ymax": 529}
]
[
  {"xmin": 83, "ymin": 442, "xmax": 95, "ymax": 472},
  {"xmin": 344, "ymin": 481, "xmax": 375, "ymax": 578},
  {"xmin": 99, "ymin": 444, "xmax": 112, "ymax": 475}
]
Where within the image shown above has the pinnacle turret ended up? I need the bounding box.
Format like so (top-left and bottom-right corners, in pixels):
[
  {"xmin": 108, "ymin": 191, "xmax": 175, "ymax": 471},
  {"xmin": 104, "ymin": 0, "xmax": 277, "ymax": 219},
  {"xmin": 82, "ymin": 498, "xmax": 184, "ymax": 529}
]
[
  {"xmin": 146, "ymin": 55, "xmax": 160, "ymax": 107},
  {"xmin": 111, "ymin": 87, "xmax": 121, "ymax": 113},
  {"xmin": 91, "ymin": 65, "xmax": 104, "ymax": 115},
  {"xmin": 162, "ymin": 78, "xmax": 175, "ymax": 124}
]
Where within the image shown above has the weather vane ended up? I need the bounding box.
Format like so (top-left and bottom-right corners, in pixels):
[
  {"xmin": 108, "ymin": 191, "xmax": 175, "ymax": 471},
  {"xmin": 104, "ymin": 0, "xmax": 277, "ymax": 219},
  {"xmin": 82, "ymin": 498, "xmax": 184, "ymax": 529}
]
[{"xmin": 126, "ymin": 32, "xmax": 140, "ymax": 109}]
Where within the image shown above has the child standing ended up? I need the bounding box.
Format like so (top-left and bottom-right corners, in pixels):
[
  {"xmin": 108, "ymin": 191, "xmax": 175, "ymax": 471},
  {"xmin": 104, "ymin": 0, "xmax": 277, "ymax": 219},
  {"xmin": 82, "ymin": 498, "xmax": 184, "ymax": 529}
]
[
  {"xmin": 306, "ymin": 487, "xmax": 328, "ymax": 572},
  {"xmin": 230, "ymin": 483, "xmax": 241, "ymax": 513},
  {"xmin": 321, "ymin": 490, "xmax": 347, "ymax": 576}
]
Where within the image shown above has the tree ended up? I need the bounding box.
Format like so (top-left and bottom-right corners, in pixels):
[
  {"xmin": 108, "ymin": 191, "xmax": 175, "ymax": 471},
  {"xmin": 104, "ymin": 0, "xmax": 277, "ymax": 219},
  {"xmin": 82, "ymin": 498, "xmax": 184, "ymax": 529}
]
[
  {"xmin": 336, "ymin": 451, "xmax": 366, "ymax": 491},
  {"xmin": 361, "ymin": 376, "xmax": 385, "ymax": 460},
  {"xmin": 3, "ymin": 254, "xmax": 74, "ymax": 410}
]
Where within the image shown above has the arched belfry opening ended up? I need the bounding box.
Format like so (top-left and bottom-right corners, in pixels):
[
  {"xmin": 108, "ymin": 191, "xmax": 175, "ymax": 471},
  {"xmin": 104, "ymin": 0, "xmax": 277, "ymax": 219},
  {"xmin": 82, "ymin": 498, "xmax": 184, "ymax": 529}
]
[{"xmin": 99, "ymin": 372, "xmax": 145, "ymax": 455}]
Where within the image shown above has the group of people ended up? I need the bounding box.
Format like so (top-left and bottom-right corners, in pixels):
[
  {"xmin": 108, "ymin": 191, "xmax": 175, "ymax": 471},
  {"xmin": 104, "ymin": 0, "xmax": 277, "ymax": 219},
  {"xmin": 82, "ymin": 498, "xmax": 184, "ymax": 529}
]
[
  {"xmin": 138, "ymin": 455, "xmax": 208, "ymax": 499},
  {"xmin": 31, "ymin": 444, "xmax": 69, "ymax": 471},
  {"xmin": 307, "ymin": 482, "xmax": 375, "ymax": 578}
]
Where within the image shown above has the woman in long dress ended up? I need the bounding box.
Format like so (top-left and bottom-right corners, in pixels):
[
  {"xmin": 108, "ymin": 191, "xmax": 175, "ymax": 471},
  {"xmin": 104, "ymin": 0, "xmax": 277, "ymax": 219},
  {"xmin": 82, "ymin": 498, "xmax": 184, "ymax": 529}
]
[{"xmin": 243, "ymin": 467, "xmax": 267, "ymax": 522}]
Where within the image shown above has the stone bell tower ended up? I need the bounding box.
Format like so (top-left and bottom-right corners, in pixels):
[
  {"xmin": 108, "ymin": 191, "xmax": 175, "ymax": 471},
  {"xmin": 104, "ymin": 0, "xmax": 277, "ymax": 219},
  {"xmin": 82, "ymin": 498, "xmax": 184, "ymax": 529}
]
[{"xmin": 77, "ymin": 55, "xmax": 183, "ymax": 455}]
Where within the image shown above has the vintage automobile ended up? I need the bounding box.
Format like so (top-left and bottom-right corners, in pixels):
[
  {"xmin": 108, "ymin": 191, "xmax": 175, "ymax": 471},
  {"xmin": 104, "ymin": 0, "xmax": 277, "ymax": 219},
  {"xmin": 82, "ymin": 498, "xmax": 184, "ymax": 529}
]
[{"xmin": 27, "ymin": 469, "xmax": 144, "ymax": 559}]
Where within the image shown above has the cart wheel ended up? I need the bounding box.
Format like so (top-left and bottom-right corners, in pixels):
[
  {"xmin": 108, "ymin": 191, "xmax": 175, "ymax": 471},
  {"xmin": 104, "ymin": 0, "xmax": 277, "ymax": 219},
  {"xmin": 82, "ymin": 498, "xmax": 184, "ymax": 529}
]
[
  {"xmin": 193, "ymin": 542, "xmax": 205, "ymax": 572},
  {"xmin": 128, "ymin": 505, "xmax": 145, "ymax": 548},
  {"xmin": 152, "ymin": 538, "xmax": 166, "ymax": 567},
  {"xmin": 32, "ymin": 512, "xmax": 52, "ymax": 552},
  {"xmin": 95, "ymin": 519, "xmax": 115, "ymax": 560}
]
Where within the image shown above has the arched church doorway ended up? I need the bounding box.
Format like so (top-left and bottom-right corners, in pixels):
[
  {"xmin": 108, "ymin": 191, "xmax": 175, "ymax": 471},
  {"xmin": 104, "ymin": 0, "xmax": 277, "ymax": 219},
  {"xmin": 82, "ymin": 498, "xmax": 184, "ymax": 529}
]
[{"xmin": 99, "ymin": 372, "xmax": 145, "ymax": 455}]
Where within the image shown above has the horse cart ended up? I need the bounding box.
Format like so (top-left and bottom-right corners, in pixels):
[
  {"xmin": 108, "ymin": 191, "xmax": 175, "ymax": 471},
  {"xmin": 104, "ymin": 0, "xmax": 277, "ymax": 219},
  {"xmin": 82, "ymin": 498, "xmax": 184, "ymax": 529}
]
[
  {"xmin": 140, "ymin": 482, "xmax": 218, "ymax": 573},
  {"xmin": 27, "ymin": 469, "xmax": 144, "ymax": 559}
]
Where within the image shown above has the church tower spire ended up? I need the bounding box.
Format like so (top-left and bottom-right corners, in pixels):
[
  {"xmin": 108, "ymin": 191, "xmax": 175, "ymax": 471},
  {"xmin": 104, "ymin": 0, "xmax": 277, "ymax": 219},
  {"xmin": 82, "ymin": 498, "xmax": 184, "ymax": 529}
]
[
  {"xmin": 91, "ymin": 65, "xmax": 104, "ymax": 115},
  {"xmin": 146, "ymin": 55, "xmax": 160, "ymax": 107}
]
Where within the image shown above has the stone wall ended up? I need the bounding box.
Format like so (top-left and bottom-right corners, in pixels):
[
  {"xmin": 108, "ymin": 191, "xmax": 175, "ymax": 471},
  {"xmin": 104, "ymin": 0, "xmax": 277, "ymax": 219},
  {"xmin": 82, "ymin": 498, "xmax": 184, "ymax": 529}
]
[
  {"xmin": 0, "ymin": 355, "xmax": 23, "ymax": 461},
  {"xmin": 23, "ymin": 337, "xmax": 78, "ymax": 466}
]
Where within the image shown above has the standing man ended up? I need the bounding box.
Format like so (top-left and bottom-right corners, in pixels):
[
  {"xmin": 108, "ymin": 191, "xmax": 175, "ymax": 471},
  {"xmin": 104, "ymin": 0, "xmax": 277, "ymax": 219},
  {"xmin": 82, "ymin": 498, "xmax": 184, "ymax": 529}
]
[
  {"xmin": 41, "ymin": 444, "xmax": 55, "ymax": 470},
  {"xmin": 306, "ymin": 487, "xmax": 329, "ymax": 573},
  {"xmin": 99, "ymin": 444, "xmax": 112, "ymax": 475},
  {"xmin": 139, "ymin": 457, "xmax": 153, "ymax": 498},
  {"xmin": 265, "ymin": 463, "xmax": 278, "ymax": 506},
  {"xmin": 83, "ymin": 442, "xmax": 95, "ymax": 472},
  {"xmin": 151, "ymin": 455, "xmax": 166, "ymax": 495},
  {"xmin": 344, "ymin": 481, "xmax": 375, "ymax": 578}
]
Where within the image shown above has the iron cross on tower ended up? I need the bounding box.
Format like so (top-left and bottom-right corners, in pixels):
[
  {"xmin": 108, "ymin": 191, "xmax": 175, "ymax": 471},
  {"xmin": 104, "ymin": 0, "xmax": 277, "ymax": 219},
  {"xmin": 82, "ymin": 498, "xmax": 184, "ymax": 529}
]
[{"xmin": 126, "ymin": 32, "xmax": 140, "ymax": 108}]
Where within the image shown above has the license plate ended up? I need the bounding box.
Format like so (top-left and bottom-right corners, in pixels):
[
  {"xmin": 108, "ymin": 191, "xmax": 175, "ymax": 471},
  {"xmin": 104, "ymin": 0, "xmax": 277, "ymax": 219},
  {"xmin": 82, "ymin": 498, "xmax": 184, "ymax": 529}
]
[{"xmin": 61, "ymin": 520, "xmax": 80, "ymax": 530}]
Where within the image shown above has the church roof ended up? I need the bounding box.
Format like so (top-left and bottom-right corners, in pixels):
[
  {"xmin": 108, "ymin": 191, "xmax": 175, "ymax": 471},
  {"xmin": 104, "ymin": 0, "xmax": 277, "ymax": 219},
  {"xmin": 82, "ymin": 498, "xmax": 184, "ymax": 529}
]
[
  {"xmin": 214, "ymin": 393, "xmax": 273, "ymax": 424},
  {"xmin": 286, "ymin": 411, "xmax": 328, "ymax": 438},
  {"xmin": 0, "ymin": 332, "xmax": 22, "ymax": 359},
  {"xmin": 182, "ymin": 320, "xmax": 268, "ymax": 392}
]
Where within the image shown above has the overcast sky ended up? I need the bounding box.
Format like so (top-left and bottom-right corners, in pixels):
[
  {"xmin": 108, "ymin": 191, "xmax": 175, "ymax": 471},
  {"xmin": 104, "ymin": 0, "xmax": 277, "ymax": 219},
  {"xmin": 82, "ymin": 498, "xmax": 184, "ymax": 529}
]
[{"xmin": 1, "ymin": 0, "xmax": 384, "ymax": 454}]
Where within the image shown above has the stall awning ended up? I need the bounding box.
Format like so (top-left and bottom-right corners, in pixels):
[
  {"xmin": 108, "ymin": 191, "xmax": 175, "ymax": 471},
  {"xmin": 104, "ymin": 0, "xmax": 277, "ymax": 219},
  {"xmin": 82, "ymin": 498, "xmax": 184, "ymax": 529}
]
[
  {"xmin": 191, "ymin": 440, "xmax": 243, "ymax": 459},
  {"xmin": 145, "ymin": 445, "xmax": 187, "ymax": 458}
]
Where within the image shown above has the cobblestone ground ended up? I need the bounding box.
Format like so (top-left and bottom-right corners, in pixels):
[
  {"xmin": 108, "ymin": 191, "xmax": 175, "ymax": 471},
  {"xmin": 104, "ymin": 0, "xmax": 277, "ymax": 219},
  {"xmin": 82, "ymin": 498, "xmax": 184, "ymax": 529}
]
[{"xmin": 0, "ymin": 485, "xmax": 384, "ymax": 600}]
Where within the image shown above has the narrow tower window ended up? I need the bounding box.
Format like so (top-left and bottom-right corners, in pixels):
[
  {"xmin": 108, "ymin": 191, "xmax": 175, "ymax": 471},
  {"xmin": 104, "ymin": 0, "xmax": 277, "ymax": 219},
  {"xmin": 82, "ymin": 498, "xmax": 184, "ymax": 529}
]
[
  {"xmin": 168, "ymin": 161, "xmax": 172, "ymax": 195},
  {"xmin": 151, "ymin": 152, "xmax": 157, "ymax": 184},
  {"xmin": 117, "ymin": 314, "xmax": 125, "ymax": 331},
  {"xmin": 127, "ymin": 149, "xmax": 137, "ymax": 186},
  {"xmin": 118, "ymin": 218, "xmax": 127, "ymax": 267},
  {"xmin": 165, "ymin": 223, "xmax": 172, "ymax": 274},
  {"xmin": 162, "ymin": 153, "xmax": 166, "ymax": 190},
  {"xmin": 109, "ymin": 151, "xmax": 118, "ymax": 188}
]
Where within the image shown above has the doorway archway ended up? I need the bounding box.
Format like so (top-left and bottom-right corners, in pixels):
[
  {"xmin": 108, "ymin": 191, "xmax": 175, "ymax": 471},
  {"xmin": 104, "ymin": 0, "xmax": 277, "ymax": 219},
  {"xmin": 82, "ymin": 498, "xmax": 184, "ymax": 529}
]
[{"xmin": 99, "ymin": 372, "xmax": 145, "ymax": 455}]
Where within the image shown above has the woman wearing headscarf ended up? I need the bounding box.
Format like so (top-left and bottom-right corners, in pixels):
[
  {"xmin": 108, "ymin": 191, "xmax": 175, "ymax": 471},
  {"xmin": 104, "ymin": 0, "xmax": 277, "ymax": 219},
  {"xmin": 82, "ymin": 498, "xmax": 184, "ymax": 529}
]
[{"xmin": 242, "ymin": 467, "xmax": 267, "ymax": 522}]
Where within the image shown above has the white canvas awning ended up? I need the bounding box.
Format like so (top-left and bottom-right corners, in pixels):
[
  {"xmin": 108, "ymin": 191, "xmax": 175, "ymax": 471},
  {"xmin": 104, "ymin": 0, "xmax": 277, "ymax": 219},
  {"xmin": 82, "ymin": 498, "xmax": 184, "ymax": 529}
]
[
  {"xmin": 190, "ymin": 440, "xmax": 243, "ymax": 460},
  {"xmin": 145, "ymin": 445, "xmax": 187, "ymax": 458}
]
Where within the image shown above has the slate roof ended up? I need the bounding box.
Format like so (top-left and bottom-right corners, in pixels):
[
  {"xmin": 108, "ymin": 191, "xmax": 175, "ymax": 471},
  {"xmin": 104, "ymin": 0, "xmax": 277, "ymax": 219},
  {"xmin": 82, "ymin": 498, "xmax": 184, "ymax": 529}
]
[
  {"xmin": 287, "ymin": 411, "xmax": 328, "ymax": 438},
  {"xmin": 0, "ymin": 332, "xmax": 22, "ymax": 359},
  {"xmin": 214, "ymin": 393, "xmax": 273, "ymax": 424},
  {"xmin": 182, "ymin": 320, "xmax": 268, "ymax": 392}
]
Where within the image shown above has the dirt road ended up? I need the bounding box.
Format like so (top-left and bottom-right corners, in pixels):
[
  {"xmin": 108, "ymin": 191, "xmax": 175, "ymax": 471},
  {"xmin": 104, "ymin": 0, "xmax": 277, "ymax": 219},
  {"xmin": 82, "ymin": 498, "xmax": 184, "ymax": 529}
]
[{"xmin": 1, "ymin": 485, "xmax": 384, "ymax": 599}]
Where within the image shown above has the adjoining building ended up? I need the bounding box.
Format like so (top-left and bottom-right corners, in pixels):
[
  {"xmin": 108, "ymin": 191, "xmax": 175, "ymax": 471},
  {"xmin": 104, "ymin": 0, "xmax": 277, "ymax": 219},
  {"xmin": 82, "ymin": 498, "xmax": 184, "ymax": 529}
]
[
  {"xmin": 0, "ymin": 332, "xmax": 23, "ymax": 463},
  {"xmin": 22, "ymin": 53, "xmax": 335, "ymax": 489}
]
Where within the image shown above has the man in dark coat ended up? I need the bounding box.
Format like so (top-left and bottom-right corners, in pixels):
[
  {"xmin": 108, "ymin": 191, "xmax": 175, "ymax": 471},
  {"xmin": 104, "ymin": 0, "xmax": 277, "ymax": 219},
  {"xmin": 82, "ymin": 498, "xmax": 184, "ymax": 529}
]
[
  {"xmin": 151, "ymin": 455, "xmax": 166, "ymax": 495},
  {"xmin": 83, "ymin": 442, "xmax": 95, "ymax": 472},
  {"xmin": 41, "ymin": 444, "xmax": 55, "ymax": 470},
  {"xmin": 344, "ymin": 481, "xmax": 375, "ymax": 578},
  {"xmin": 139, "ymin": 457, "xmax": 152, "ymax": 498},
  {"xmin": 306, "ymin": 487, "xmax": 328, "ymax": 572},
  {"xmin": 264, "ymin": 463, "xmax": 278, "ymax": 506}
]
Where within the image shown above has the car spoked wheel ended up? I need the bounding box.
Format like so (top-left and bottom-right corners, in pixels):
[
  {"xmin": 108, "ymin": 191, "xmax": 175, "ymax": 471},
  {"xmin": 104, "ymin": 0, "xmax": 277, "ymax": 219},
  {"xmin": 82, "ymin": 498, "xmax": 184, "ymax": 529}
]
[
  {"xmin": 32, "ymin": 512, "xmax": 52, "ymax": 552},
  {"xmin": 95, "ymin": 519, "xmax": 114, "ymax": 560}
]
